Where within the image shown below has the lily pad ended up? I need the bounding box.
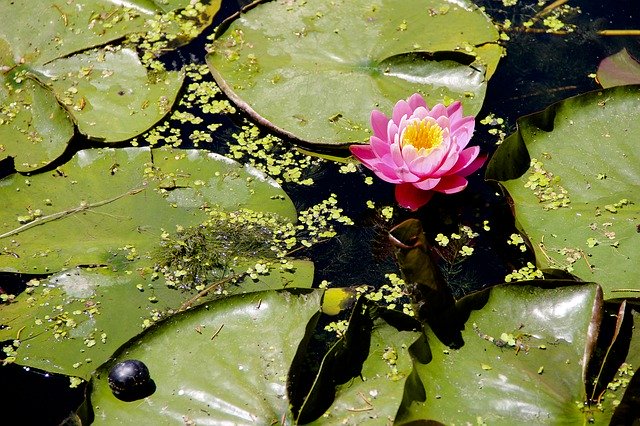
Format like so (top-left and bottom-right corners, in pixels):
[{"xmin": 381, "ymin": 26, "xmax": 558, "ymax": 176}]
[
  {"xmin": 596, "ymin": 49, "xmax": 640, "ymax": 88},
  {"xmin": 35, "ymin": 48, "xmax": 184, "ymax": 143},
  {"xmin": 0, "ymin": 147, "xmax": 296, "ymax": 274},
  {"xmin": 87, "ymin": 289, "xmax": 322, "ymax": 424},
  {"xmin": 0, "ymin": 0, "xmax": 221, "ymax": 171},
  {"xmin": 485, "ymin": 85, "xmax": 640, "ymax": 299},
  {"xmin": 0, "ymin": 259, "xmax": 313, "ymax": 378},
  {"xmin": 396, "ymin": 282, "xmax": 607, "ymax": 424},
  {"xmin": 0, "ymin": 0, "xmax": 208, "ymax": 65},
  {"xmin": 206, "ymin": 0, "xmax": 502, "ymax": 148},
  {"xmin": 0, "ymin": 46, "xmax": 75, "ymax": 172}
]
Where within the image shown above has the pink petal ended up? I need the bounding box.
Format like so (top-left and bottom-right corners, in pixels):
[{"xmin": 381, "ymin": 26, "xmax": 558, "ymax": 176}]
[
  {"xmin": 446, "ymin": 101, "xmax": 463, "ymax": 121},
  {"xmin": 400, "ymin": 143, "xmax": 419, "ymax": 165},
  {"xmin": 447, "ymin": 146, "xmax": 480, "ymax": 175},
  {"xmin": 412, "ymin": 106, "xmax": 429, "ymax": 120},
  {"xmin": 371, "ymin": 162, "xmax": 403, "ymax": 184},
  {"xmin": 413, "ymin": 177, "xmax": 441, "ymax": 191},
  {"xmin": 387, "ymin": 121, "xmax": 399, "ymax": 146},
  {"xmin": 349, "ymin": 144, "xmax": 376, "ymax": 162},
  {"xmin": 408, "ymin": 154, "xmax": 440, "ymax": 177},
  {"xmin": 455, "ymin": 153, "xmax": 487, "ymax": 177},
  {"xmin": 433, "ymin": 175, "xmax": 468, "ymax": 194},
  {"xmin": 395, "ymin": 183, "xmax": 434, "ymax": 211},
  {"xmin": 450, "ymin": 115, "xmax": 475, "ymax": 135},
  {"xmin": 428, "ymin": 103, "xmax": 447, "ymax": 119},
  {"xmin": 371, "ymin": 110, "xmax": 389, "ymax": 139},
  {"xmin": 407, "ymin": 93, "xmax": 427, "ymax": 110},
  {"xmin": 390, "ymin": 142, "xmax": 404, "ymax": 168},
  {"xmin": 430, "ymin": 143, "xmax": 460, "ymax": 177},
  {"xmin": 450, "ymin": 117, "xmax": 475, "ymax": 149},
  {"xmin": 392, "ymin": 100, "xmax": 412, "ymax": 124},
  {"xmin": 370, "ymin": 136, "xmax": 391, "ymax": 158},
  {"xmin": 436, "ymin": 115, "xmax": 450, "ymax": 130},
  {"xmin": 396, "ymin": 166, "xmax": 421, "ymax": 183}
]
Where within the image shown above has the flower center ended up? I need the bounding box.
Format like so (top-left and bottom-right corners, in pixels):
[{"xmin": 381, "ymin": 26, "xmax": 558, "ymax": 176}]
[{"xmin": 401, "ymin": 119, "xmax": 444, "ymax": 152}]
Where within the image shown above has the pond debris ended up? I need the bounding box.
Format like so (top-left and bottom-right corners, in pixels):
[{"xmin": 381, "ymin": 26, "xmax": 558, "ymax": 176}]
[
  {"xmin": 155, "ymin": 194, "xmax": 353, "ymax": 292},
  {"xmin": 155, "ymin": 209, "xmax": 283, "ymax": 290},
  {"xmin": 472, "ymin": 322, "xmax": 534, "ymax": 354},
  {"xmin": 492, "ymin": 0, "xmax": 581, "ymax": 35},
  {"xmin": 538, "ymin": 237, "xmax": 593, "ymax": 273}
]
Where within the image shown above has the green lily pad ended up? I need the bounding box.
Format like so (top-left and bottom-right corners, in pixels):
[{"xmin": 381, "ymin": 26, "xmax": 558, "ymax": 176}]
[
  {"xmin": 0, "ymin": 50, "xmax": 75, "ymax": 172},
  {"xmin": 0, "ymin": 0, "xmax": 221, "ymax": 171},
  {"xmin": 597, "ymin": 49, "xmax": 640, "ymax": 88},
  {"xmin": 0, "ymin": 0, "xmax": 205, "ymax": 65},
  {"xmin": 0, "ymin": 259, "xmax": 313, "ymax": 378},
  {"xmin": 206, "ymin": 0, "xmax": 502, "ymax": 148},
  {"xmin": 0, "ymin": 147, "xmax": 296, "ymax": 274},
  {"xmin": 396, "ymin": 283, "xmax": 607, "ymax": 424},
  {"xmin": 35, "ymin": 48, "xmax": 184, "ymax": 143},
  {"xmin": 485, "ymin": 85, "xmax": 640, "ymax": 299},
  {"xmin": 87, "ymin": 289, "xmax": 322, "ymax": 424}
]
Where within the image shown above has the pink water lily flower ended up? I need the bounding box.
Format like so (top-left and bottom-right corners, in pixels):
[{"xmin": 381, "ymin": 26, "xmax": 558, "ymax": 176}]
[{"xmin": 350, "ymin": 93, "xmax": 486, "ymax": 211}]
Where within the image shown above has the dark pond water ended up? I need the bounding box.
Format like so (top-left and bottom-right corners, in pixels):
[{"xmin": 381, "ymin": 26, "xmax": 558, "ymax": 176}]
[{"xmin": 1, "ymin": 0, "xmax": 639, "ymax": 423}]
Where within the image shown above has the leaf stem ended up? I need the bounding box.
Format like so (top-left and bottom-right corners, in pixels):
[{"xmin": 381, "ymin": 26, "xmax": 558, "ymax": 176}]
[{"xmin": 0, "ymin": 187, "xmax": 145, "ymax": 240}]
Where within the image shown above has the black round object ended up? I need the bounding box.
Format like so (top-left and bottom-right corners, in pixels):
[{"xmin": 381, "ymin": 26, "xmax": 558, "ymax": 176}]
[{"xmin": 107, "ymin": 359, "xmax": 155, "ymax": 402}]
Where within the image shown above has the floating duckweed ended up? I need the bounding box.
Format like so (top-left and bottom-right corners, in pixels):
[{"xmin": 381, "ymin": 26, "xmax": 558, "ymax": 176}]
[
  {"xmin": 363, "ymin": 274, "xmax": 413, "ymax": 316},
  {"xmin": 505, "ymin": 262, "xmax": 544, "ymax": 282},
  {"xmin": 324, "ymin": 319, "xmax": 348, "ymax": 337},
  {"xmin": 382, "ymin": 346, "xmax": 405, "ymax": 381},
  {"xmin": 69, "ymin": 377, "xmax": 84, "ymax": 389},
  {"xmin": 459, "ymin": 245, "xmax": 474, "ymax": 256},
  {"xmin": 155, "ymin": 208, "xmax": 282, "ymax": 289},
  {"xmin": 228, "ymin": 123, "xmax": 318, "ymax": 186},
  {"xmin": 602, "ymin": 198, "xmax": 632, "ymax": 214},
  {"xmin": 435, "ymin": 233, "xmax": 450, "ymax": 247},
  {"xmin": 381, "ymin": 206, "xmax": 394, "ymax": 221},
  {"xmin": 483, "ymin": 220, "xmax": 491, "ymax": 231},
  {"xmin": 338, "ymin": 163, "xmax": 357, "ymax": 174},
  {"xmin": 127, "ymin": 0, "xmax": 213, "ymax": 69},
  {"xmin": 460, "ymin": 225, "xmax": 479, "ymax": 239},
  {"xmin": 479, "ymin": 112, "xmax": 507, "ymax": 144},
  {"xmin": 525, "ymin": 158, "xmax": 570, "ymax": 210},
  {"xmin": 507, "ymin": 233, "xmax": 527, "ymax": 252}
]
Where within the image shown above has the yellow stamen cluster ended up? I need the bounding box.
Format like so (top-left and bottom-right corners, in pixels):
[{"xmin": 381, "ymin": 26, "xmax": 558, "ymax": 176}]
[{"xmin": 401, "ymin": 119, "xmax": 443, "ymax": 152}]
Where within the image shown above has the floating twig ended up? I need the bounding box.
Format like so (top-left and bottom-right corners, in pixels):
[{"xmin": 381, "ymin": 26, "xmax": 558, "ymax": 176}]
[
  {"xmin": 0, "ymin": 187, "xmax": 146, "ymax": 239},
  {"xmin": 210, "ymin": 324, "xmax": 224, "ymax": 340}
]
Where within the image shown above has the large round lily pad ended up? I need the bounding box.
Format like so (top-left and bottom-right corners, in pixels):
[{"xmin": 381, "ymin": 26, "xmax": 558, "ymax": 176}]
[
  {"xmin": 0, "ymin": 147, "xmax": 296, "ymax": 274},
  {"xmin": 486, "ymin": 85, "xmax": 640, "ymax": 299},
  {"xmin": 88, "ymin": 289, "xmax": 322, "ymax": 424},
  {"xmin": 206, "ymin": 0, "xmax": 503, "ymax": 148},
  {"xmin": 396, "ymin": 283, "xmax": 607, "ymax": 424}
]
